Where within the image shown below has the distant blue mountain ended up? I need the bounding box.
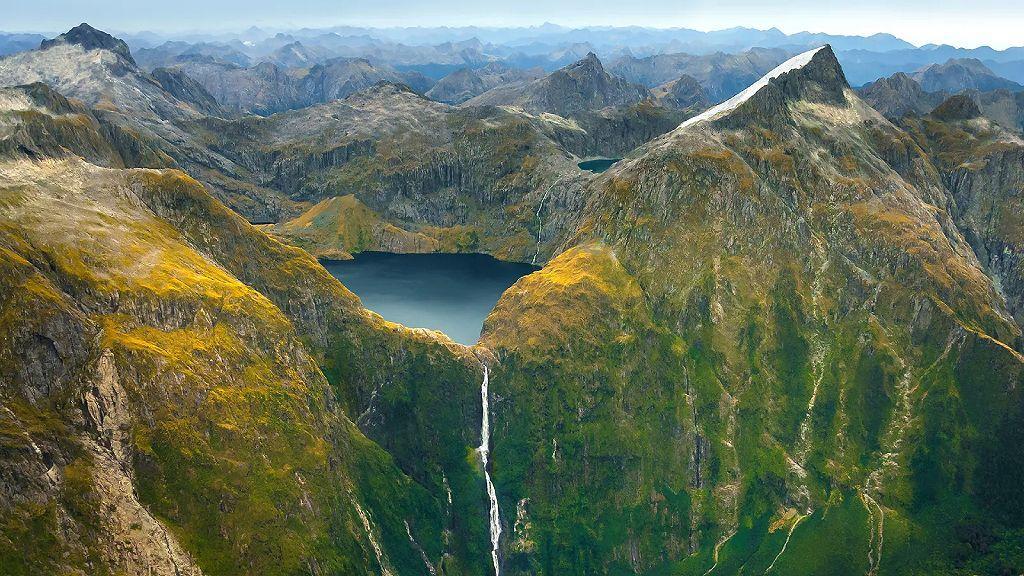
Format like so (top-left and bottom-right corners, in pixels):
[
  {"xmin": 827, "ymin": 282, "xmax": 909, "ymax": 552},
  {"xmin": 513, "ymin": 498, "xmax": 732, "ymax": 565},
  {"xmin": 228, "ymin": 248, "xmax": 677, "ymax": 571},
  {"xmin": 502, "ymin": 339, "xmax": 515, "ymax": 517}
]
[{"xmin": 0, "ymin": 33, "xmax": 46, "ymax": 57}]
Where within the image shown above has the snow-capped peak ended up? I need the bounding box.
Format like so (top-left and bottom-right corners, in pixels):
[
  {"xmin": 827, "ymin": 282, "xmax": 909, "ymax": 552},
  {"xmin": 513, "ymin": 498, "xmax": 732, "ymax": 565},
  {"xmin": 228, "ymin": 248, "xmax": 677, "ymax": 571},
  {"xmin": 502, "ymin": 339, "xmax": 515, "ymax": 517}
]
[{"xmin": 678, "ymin": 46, "xmax": 827, "ymax": 129}]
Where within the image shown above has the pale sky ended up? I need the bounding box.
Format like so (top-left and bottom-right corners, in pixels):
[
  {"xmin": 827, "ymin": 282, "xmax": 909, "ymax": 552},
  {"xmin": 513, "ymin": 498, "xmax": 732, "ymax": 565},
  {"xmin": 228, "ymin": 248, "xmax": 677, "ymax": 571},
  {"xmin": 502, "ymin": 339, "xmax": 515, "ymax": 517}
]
[{"xmin": 5, "ymin": 0, "xmax": 1024, "ymax": 49}]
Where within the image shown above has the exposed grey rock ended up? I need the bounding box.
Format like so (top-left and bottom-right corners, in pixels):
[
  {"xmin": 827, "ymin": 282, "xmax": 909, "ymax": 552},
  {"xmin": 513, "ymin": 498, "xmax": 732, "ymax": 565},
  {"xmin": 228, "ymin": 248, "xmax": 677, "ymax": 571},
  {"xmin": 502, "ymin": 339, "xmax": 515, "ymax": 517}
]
[
  {"xmin": 41, "ymin": 23, "xmax": 136, "ymax": 66},
  {"xmin": 150, "ymin": 66, "xmax": 225, "ymax": 116}
]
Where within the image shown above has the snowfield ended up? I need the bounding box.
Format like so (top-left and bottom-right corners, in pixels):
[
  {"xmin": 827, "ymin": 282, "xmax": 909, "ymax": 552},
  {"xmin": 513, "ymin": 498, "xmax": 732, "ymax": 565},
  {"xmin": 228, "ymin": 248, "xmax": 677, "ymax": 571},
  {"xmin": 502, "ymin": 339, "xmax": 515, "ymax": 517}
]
[{"xmin": 679, "ymin": 45, "xmax": 826, "ymax": 129}]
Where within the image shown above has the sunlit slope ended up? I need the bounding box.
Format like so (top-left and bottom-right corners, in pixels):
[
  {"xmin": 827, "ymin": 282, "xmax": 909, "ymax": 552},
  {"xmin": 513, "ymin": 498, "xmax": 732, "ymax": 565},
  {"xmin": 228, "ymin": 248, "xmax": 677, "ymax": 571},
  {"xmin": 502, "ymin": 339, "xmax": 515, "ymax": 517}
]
[
  {"xmin": 0, "ymin": 85, "xmax": 497, "ymax": 575},
  {"xmin": 480, "ymin": 46, "xmax": 1024, "ymax": 575}
]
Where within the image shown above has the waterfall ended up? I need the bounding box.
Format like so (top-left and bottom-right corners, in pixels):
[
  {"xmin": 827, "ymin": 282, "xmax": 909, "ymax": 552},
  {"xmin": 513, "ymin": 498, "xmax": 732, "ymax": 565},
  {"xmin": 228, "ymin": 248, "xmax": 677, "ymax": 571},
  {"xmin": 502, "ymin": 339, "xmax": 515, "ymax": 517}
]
[{"xmin": 479, "ymin": 365, "xmax": 502, "ymax": 576}]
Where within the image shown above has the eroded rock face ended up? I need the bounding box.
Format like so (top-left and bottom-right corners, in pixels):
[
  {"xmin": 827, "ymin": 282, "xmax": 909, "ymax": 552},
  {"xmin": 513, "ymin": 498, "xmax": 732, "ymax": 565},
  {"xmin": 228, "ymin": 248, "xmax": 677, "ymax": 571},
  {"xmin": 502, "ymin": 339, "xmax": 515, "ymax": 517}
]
[
  {"xmin": 82, "ymin": 351, "xmax": 205, "ymax": 576},
  {"xmin": 901, "ymin": 105, "xmax": 1024, "ymax": 330}
]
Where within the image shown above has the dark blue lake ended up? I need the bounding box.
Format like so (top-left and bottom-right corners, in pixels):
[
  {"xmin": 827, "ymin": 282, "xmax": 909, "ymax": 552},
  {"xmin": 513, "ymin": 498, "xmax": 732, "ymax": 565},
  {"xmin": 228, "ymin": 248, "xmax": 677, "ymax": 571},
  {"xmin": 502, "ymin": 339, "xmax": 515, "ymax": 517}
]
[
  {"xmin": 323, "ymin": 252, "xmax": 538, "ymax": 345},
  {"xmin": 578, "ymin": 158, "xmax": 621, "ymax": 173}
]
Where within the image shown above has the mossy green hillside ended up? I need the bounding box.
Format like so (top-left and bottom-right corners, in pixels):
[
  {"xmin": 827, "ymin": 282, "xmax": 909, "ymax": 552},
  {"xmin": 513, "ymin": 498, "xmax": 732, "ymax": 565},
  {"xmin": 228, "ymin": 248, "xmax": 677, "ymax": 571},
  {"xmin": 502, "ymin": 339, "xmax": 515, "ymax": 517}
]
[
  {"xmin": 477, "ymin": 53, "xmax": 1024, "ymax": 575},
  {"xmin": 0, "ymin": 157, "xmax": 493, "ymax": 575}
]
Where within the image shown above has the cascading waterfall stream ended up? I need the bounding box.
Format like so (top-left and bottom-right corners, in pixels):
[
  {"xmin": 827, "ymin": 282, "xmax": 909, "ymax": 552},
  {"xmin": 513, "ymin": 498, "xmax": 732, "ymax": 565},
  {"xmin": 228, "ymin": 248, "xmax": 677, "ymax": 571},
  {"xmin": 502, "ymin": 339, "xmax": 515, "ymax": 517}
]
[{"xmin": 479, "ymin": 365, "xmax": 502, "ymax": 576}]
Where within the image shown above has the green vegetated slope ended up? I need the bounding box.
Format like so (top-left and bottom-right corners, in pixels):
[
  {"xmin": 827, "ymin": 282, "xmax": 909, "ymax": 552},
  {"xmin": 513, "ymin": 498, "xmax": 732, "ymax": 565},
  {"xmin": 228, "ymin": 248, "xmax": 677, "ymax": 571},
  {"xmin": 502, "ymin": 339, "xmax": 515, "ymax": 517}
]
[
  {"xmin": 270, "ymin": 194, "xmax": 439, "ymax": 260},
  {"xmin": 480, "ymin": 47, "xmax": 1024, "ymax": 575},
  {"xmin": 0, "ymin": 84, "xmax": 494, "ymax": 576},
  {"xmin": 4, "ymin": 36, "xmax": 1024, "ymax": 576}
]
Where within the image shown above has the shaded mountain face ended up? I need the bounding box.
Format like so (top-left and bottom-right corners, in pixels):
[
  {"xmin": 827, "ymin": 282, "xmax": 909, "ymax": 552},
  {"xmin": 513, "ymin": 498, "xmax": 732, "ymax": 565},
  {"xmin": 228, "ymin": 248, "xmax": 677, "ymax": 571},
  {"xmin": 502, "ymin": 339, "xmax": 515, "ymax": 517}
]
[
  {"xmin": 912, "ymin": 58, "xmax": 1024, "ymax": 93},
  {"xmin": 166, "ymin": 56, "xmax": 303, "ymax": 116},
  {"xmin": 168, "ymin": 55, "xmax": 434, "ymax": 115},
  {"xmin": 858, "ymin": 71, "xmax": 944, "ymax": 118},
  {"xmin": 859, "ymin": 71, "xmax": 1024, "ymax": 134},
  {"xmin": 40, "ymin": 22, "xmax": 136, "ymax": 65},
  {"xmin": 481, "ymin": 45, "xmax": 1024, "ymax": 574},
  {"xmin": 149, "ymin": 67, "xmax": 226, "ymax": 116},
  {"xmin": 607, "ymin": 47, "xmax": 790, "ymax": 102},
  {"xmin": 463, "ymin": 52, "xmax": 651, "ymax": 117},
  {"xmin": 651, "ymin": 74, "xmax": 710, "ymax": 110},
  {"xmin": 425, "ymin": 63, "xmax": 545, "ymax": 104}
]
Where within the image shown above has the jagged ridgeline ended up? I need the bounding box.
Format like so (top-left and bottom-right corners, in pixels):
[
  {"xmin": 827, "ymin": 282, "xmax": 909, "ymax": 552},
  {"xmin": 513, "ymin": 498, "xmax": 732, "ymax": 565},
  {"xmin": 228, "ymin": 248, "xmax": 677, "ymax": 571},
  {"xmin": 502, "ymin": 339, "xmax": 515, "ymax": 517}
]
[{"xmin": 1, "ymin": 25, "xmax": 1024, "ymax": 576}]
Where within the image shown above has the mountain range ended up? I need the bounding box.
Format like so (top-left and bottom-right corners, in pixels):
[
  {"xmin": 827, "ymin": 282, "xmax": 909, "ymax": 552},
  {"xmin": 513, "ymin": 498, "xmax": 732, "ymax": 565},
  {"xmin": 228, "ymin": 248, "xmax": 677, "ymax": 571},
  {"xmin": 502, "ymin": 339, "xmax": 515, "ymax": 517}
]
[{"xmin": 2, "ymin": 23, "xmax": 1024, "ymax": 576}]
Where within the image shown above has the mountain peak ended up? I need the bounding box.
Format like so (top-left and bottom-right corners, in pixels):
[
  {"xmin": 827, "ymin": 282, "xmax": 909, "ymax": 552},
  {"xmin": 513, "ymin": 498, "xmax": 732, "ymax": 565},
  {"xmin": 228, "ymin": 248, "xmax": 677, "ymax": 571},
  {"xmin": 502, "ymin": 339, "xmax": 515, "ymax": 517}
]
[
  {"xmin": 40, "ymin": 23, "xmax": 135, "ymax": 65},
  {"xmin": 912, "ymin": 57, "xmax": 1022, "ymax": 92},
  {"xmin": 930, "ymin": 93, "xmax": 982, "ymax": 121},
  {"xmin": 679, "ymin": 44, "xmax": 847, "ymax": 129},
  {"xmin": 567, "ymin": 52, "xmax": 603, "ymax": 73},
  {"xmin": 346, "ymin": 80, "xmax": 421, "ymax": 102}
]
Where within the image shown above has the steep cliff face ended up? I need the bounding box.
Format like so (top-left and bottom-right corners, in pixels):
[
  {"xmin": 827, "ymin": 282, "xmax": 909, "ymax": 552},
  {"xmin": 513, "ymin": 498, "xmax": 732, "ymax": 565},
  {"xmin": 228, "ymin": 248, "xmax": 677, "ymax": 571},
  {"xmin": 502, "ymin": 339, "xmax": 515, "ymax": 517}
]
[
  {"xmin": 170, "ymin": 57, "xmax": 304, "ymax": 116},
  {"xmin": 858, "ymin": 72, "xmax": 945, "ymax": 119},
  {"xmin": 651, "ymin": 74, "xmax": 710, "ymax": 111},
  {"xmin": 149, "ymin": 67, "xmax": 226, "ymax": 117},
  {"xmin": 480, "ymin": 46, "xmax": 1024, "ymax": 575},
  {"xmin": 191, "ymin": 82, "xmax": 592, "ymax": 262},
  {"xmin": 0, "ymin": 91, "xmax": 497, "ymax": 575},
  {"xmin": 900, "ymin": 98, "xmax": 1024, "ymax": 330}
]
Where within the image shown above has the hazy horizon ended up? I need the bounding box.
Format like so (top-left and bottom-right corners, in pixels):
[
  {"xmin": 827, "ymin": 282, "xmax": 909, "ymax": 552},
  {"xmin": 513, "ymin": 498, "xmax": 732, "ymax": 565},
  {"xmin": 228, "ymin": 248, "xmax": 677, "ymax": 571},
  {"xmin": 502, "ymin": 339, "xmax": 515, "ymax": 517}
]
[{"xmin": 5, "ymin": 0, "xmax": 1024, "ymax": 50}]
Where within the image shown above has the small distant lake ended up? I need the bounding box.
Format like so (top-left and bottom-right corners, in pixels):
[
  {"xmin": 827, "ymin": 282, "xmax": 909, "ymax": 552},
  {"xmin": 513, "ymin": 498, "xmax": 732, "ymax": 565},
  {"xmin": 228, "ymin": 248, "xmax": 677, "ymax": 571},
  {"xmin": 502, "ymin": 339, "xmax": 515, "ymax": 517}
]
[
  {"xmin": 323, "ymin": 252, "xmax": 538, "ymax": 345},
  {"xmin": 578, "ymin": 158, "xmax": 621, "ymax": 173}
]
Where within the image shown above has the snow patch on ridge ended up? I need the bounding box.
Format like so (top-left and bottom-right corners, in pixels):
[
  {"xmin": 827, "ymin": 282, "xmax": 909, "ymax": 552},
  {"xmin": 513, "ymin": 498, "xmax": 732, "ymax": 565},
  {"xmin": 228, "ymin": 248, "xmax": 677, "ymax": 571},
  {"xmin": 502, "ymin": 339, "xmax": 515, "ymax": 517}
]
[{"xmin": 679, "ymin": 46, "xmax": 827, "ymax": 129}]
